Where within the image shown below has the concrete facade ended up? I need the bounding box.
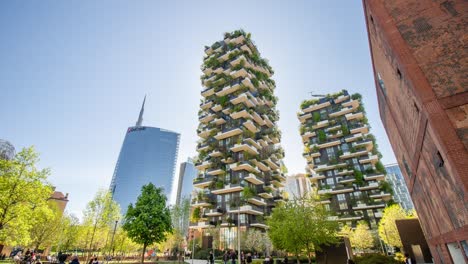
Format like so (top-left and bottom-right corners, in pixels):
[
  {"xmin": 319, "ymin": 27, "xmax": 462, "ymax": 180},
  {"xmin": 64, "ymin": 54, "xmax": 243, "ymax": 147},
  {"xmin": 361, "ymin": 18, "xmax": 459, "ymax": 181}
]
[{"xmin": 362, "ymin": 1, "xmax": 468, "ymax": 263}]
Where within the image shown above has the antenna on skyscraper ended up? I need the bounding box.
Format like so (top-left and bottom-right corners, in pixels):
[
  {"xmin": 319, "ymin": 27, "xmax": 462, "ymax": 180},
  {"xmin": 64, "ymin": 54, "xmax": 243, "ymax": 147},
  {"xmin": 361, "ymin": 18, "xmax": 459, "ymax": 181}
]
[{"xmin": 136, "ymin": 95, "xmax": 146, "ymax": 127}]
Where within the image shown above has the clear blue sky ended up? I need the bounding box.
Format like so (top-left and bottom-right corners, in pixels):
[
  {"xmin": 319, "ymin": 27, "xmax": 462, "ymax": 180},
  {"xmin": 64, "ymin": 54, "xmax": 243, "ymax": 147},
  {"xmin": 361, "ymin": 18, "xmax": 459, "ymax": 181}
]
[{"xmin": 0, "ymin": 0, "xmax": 396, "ymax": 218}]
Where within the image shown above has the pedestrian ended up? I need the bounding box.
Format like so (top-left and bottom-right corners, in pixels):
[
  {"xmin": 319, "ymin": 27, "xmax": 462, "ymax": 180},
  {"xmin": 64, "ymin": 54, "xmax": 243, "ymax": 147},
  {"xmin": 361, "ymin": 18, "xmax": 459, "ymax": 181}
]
[
  {"xmin": 230, "ymin": 250, "xmax": 236, "ymax": 264},
  {"xmin": 404, "ymin": 253, "xmax": 416, "ymax": 264},
  {"xmin": 209, "ymin": 251, "xmax": 214, "ymax": 264},
  {"xmin": 70, "ymin": 256, "xmax": 80, "ymax": 264},
  {"xmin": 263, "ymin": 256, "xmax": 270, "ymax": 264},
  {"xmin": 246, "ymin": 253, "xmax": 252, "ymax": 264},
  {"xmin": 241, "ymin": 252, "xmax": 245, "ymax": 264},
  {"xmin": 223, "ymin": 250, "xmax": 229, "ymax": 264},
  {"xmin": 283, "ymin": 256, "xmax": 288, "ymax": 264},
  {"xmin": 92, "ymin": 257, "xmax": 98, "ymax": 264}
]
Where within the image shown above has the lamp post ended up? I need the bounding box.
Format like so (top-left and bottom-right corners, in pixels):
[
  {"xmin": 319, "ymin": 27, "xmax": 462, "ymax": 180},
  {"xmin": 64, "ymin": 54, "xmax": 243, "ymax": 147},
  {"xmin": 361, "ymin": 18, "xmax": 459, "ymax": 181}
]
[{"xmin": 110, "ymin": 220, "xmax": 119, "ymax": 256}]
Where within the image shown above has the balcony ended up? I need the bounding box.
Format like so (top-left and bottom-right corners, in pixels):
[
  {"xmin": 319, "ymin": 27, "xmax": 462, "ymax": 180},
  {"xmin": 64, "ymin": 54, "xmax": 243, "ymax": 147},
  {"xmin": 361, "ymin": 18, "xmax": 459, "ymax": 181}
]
[
  {"xmin": 228, "ymin": 205, "xmax": 263, "ymax": 215},
  {"xmin": 359, "ymin": 155, "xmax": 379, "ymax": 164},
  {"xmin": 317, "ymin": 139, "xmax": 341, "ymax": 149},
  {"xmin": 230, "ymin": 161, "xmax": 260, "ymax": 174},
  {"xmin": 315, "ymin": 162, "xmax": 347, "ymax": 172},
  {"xmin": 209, "ymin": 150, "xmax": 222, "ymax": 158},
  {"xmin": 206, "ymin": 208, "xmax": 224, "ymax": 217},
  {"xmin": 345, "ymin": 133, "xmax": 364, "ymax": 143},
  {"xmin": 352, "ymin": 140, "xmax": 373, "ymax": 151},
  {"xmin": 211, "ymin": 104, "xmax": 222, "ymax": 112},
  {"xmin": 242, "ymin": 77, "xmax": 255, "ymax": 90},
  {"xmin": 312, "ymin": 120, "xmax": 329, "ymax": 129},
  {"xmin": 218, "ymin": 48, "xmax": 239, "ymax": 62},
  {"xmin": 201, "ymin": 87, "xmax": 214, "ymax": 97},
  {"xmin": 230, "ymin": 68, "xmax": 248, "ymax": 79},
  {"xmin": 301, "ymin": 131, "xmax": 316, "ymax": 141},
  {"xmin": 264, "ymin": 184, "xmax": 277, "ymax": 193},
  {"xmin": 244, "ymin": 138, "xmax": 261, "ymax": 149},
  {"xmin": 214, "ymin": 128, "xmax": 243, "ymax": 140},
  {"xmin": 337, "ymin": 169, "xmax": 353, "ymax": 176},
  {"xmin": 329, "ymin": 107, "xmax": 353, "ymax": 118},
  {"xmin": 243, "ymin": 120, "xmax": 258, "ymax": 133},
  {"xmin": 197, "ymin": 128, "xmax": 214, "ymax": 139},
  {"xmin": 254, "ymin": 160, "xmax": 270, "ymax": 172},
  {"xmin": 338, "ymin": 216, "xmax": 362, "ymax": 221},
  {"xmin": 364, "ymin": 173, "xmax": 385, "ymax": 181},
  {"xmin": 189, "ymin": 221, "xmax": 214, "ymax": 229},
  {"xmin": 244, "ymin": 174, "xmax": 264, "ymax": 185},
  {"xmin": 342, "ymin": 99, "xmax": 359, "ymax": 108},
  {"xmin": 339, "ymin": 150, "xmax": 369, "ymax": 159},
  {"xmin": 359, "ymin": 182, "xmax": 379, "ymax": 191},
  {"xmin": 206, "ymin": 168, "xmax": 224, "ymax": 176},
  {"xmin": 240, "ymin": 44, "xmax": 252, "ymax": 55},
  {"xmin": 352, "ymin": 203, "xmax": 386, "ymax": 210},
  {"xmin": 228, "ymin": 35, "xmax": 246, "ymax": 45},
  {"xmin": 250, "ymin": 222, "xmax": 268, "ymax": 229},
  {"xmin": 195, "ymin": 160, "xmax": 211, "ymax": 170},
  {"xmin": 334, "ymin": 95, "xmax": 350, "ymax": 104},
  {"xmin": 350, "ymin": 125, "xmax": 369, "ymax": 135},
  {"xmin": 338, "ymin": 177, "xmax": 355, "ymax": 184},
  {"xmin": 197, "ymin": 143, "xmax": 210, "ymax": 152},
  {"xmin": 263, "ymin": 115, "xmax": 274, "ymax": 128},
  {"xmin": 258, "ymin": 191, "xmax": 273, "ymax": 199},
  {"xmin": 200, "ymin": 100, "xmax": 213, "ymax": 110},
  {"xmin": 199, "ymin": 113, "xmax": 214, "ymax": 123},
  {"xmin": 216, "ymin": 82, "xmax": 242, "ymax": 97},
  {"xmin": 213, "ymin": 117, "xmax": 226, "ymax": 125},
  {"xmin": 264, "ymin": 158, "xmax": 280, "ymax": 170},
  {"xmin": 230, "ymin": 109, "xmax": 252, "ymax": 120},
  {"xmin": 369, "ymin": 192, "xmax": 392, "ymax": 200},
  {"xmin": 247, "ymin": 196, "xmax": 267, "ymax": 206},
  {"xmin": 345, "ymin": 112, "xmax": 364, "ymax": 121},
  {"xmin": 192, "ymin": 200, "xmax": 211, "ymax": 207},
  {"xmin": 193, "ymin": 177, "xmax": 214, "ymax": 188},
  {"xmin": 309, "ymin": 174, "xmax": 326, "ymax": 182},
  {"xmin": 202, "ymin": 67, "xmax": 213, "ymax": 75},
  {"xmin": 302, "ymin": 101, "xmax": 331, "ymax": 113},
  {"xmin": 271, "ymin": 179, "xmax": 284, "ymax": 188},
  {"xmin": 231, "ymin": 142, "xmax": 258, "ymax": 155},
  {"xmin": 298, "ymin": 112, "xmax": 312, "ymax": 123},
  {"xmin": 231, "ymin": 92, "xmax": 256, "ymax": 108},
  {"xmin": 303, "ymin": 152, "xmax": 321, "ymax": 161},
  {"xmin": 211, "ymin": 183, "xmax": 243, "ymax": 195},
  {"xmin": 230, "ymin": 55, "xmax": 247, "ymax": 66},
  {"xmin": 374, "ymin": 211, "xmax": 383, "ymax": 218}
]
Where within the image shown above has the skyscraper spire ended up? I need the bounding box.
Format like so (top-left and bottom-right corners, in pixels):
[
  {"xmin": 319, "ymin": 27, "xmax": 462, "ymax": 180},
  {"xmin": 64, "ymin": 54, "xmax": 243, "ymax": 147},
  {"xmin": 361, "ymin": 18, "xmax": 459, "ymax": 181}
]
[{"xmin": 136, "ymin": 95, "xmax": 146, "ymax": 127}]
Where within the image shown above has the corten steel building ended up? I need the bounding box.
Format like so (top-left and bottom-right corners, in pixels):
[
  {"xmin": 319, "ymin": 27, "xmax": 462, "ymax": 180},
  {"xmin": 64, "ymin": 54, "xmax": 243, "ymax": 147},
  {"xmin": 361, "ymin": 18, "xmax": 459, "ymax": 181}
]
[
  {"xmin": 190, "ymin": 29, "xmax": 285, "ymax": 249},
  {"xmin": 362, "ymin": 1, "xmax": 468, "ymax": 263},
  {"xmin": 175, "ymin": 159, "xmax": 197, "ymax": 205},
  {"xmin": 298, "ymin": 90, "xmax": 393, "ymax": 228},
  {"xmin": 109, "ymin": 97, "xmax": 180, "ymax": 214}
]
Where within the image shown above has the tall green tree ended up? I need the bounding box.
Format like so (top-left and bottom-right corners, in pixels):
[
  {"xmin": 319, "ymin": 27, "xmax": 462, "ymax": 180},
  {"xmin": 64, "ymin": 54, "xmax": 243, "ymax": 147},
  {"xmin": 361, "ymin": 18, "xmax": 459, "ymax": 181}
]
[
  {"xmin": 0, "ymin": 147, "xmax": 53, "ymax": 248},
  {"xmin": 378, "ymin": 204, "xmax": 413, "ymax": 248},
  {"xmin": 267, "ymin": 196, "xmax": 339, "ymax": 264},
  {"xmin": 83, "ymin": 189, "xmax": 120, "ymax": 258},
  {"xmin": 29, "ymin": 203, "xmax": 62, "ymax": 250},
  {"xmin": 123, "ymin": 183, "xmax": 173, "ymax": 264},
  {"xmin": 350, "ymin": 221, "xmax": 375, "ymax": 253},
  {"xmin": 244, "ymin": 229, "xmax": 272, "ymax": 254},
  {"xmin": 55, "ymin": 213, "xmax": 82, "ymax": 252}
]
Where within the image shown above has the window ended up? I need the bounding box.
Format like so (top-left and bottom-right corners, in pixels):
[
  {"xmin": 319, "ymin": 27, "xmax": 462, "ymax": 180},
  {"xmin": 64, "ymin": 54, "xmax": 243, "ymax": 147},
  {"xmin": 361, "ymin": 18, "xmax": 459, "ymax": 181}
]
[
  {"xmin": 327, "ymin": 171, "xmax": 333, "ymax": 177},
  {"xmin": 315, "ymin": 157, "xmax": 321, "ymax": 163},
  {"xmin": 339, "ymin": 202, "xmax": 348, "ymax": 210},
  {"xmin": 217, "ymin": 195, "xmax": 223, "ymax": 204},
  {"xmin": 326, "ymin": 178, "xmax": 334, "ymax": 186},
  {"xmin": 352, "ymin": 158, "xmax": 359, "ymax": 165},
  {"xmin": 342, "ymin": 143, "xmax": 349, "ymax": 152},
  {"xmin": 337, "ymin": 194, "xmax": 346, "ymax": 201},
  {"xmin": 327, "ymin": 147, "xmax": 335, "ymax": 158}
]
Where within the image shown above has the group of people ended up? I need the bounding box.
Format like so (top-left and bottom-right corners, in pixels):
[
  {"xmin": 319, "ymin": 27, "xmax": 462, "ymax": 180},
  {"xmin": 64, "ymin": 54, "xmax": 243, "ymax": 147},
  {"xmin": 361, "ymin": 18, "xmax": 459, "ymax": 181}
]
[
  {"xmin": 13, "ymin": 249, "xmax": 42, "ymax": 264},
  {"xmin": 208, "ymin": 250, "xmax": 280, "ymax": 264}
]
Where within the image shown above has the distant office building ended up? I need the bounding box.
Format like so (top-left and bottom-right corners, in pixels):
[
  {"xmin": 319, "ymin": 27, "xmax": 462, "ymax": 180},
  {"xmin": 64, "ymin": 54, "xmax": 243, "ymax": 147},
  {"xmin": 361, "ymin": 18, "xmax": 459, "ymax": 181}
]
[
  {"xmin": 175, "ymin": 159, "xmax": 197, "ymax": 205},
  {"xmin": 384, "ymin": 164, "xmax": 414, "ymax": 211},
  {"xmin": 0, "ymin": 139, "xmax": 15, "ymax": 160},
  {"xmin": 110, "ymin": 97, "xmax": 180, "ymax": 214},
  {"xmin": 363, "ymin": 1, "xmax": 467, "ymax": 262},
  {"xmin": 285, "ymin": 173, "xmax": 312, "ymax": 200},
  {"xmin": 49, "ymin": 190, "xmax": 69, "ymax": 214}
]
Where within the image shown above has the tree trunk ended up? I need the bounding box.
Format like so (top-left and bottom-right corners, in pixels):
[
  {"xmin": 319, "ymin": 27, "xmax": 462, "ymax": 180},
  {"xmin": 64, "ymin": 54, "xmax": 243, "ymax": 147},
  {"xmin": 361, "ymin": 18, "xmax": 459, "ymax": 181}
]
[
  {"xmin": 295, "ymin": 252, "xmax": 300, "ymax": 264},
  {"xmin": 141, "ymin": 243, "xmax": 147, "ymax": 264}
]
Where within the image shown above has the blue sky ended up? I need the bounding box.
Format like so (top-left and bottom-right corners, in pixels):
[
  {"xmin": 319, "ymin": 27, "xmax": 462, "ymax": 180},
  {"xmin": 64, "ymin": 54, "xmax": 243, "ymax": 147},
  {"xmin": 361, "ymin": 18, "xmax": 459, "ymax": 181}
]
[{"xmin": 0, "ymin": 0, "xmax": 396, "ymax": 218}]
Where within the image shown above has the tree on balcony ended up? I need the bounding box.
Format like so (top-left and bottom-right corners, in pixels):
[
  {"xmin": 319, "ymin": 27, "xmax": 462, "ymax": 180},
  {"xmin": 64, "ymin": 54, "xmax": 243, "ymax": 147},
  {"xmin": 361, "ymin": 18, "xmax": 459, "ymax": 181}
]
[{"xmin": 317, "ymin": 130, "xmax": 326, "ymax": 143}]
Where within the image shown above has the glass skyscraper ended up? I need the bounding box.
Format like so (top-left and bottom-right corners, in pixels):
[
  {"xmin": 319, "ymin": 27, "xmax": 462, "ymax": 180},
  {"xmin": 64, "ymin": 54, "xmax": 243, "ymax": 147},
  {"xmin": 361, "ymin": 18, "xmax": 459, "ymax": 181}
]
[
  {"xmin": 175, "ymin": 159, "xmax": 197, "ymax": 205},
  {"xmin": 109, "ymin": 97, "xmax": 180, "ymax": 214},
  {"xmin": 384, "ymin": 164, "xmax": 414, "ymax": 211}
]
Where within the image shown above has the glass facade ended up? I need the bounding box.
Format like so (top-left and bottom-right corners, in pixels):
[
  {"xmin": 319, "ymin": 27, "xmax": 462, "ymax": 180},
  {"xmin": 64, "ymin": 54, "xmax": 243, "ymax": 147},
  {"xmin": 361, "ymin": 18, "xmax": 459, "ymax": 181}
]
[
  {"xmin": 110, "ymin": 126, "xmax": 180, "ymax": 214},
  {"xmin": 176, "ymin": 159, "xmax": 197, "ymax": 205},
  {"xmin": 385, "ymin": 164, "xmax": 414, "ymax": 211}
]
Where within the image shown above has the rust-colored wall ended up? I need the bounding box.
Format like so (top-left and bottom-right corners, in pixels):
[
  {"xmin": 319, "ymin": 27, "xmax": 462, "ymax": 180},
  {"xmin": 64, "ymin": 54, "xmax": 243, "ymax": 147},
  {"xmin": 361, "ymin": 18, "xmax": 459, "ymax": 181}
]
[{"xmin": 362, "ymin": 1, "xmax": 468, "ymax": 263}]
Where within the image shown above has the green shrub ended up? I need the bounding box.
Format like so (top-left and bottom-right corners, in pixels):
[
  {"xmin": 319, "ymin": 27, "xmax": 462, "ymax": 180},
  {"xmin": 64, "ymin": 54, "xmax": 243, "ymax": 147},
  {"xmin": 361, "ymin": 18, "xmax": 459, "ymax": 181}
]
[{"xmin": 354, "ymin": 253, "xmax": 403, "ymax": 264}]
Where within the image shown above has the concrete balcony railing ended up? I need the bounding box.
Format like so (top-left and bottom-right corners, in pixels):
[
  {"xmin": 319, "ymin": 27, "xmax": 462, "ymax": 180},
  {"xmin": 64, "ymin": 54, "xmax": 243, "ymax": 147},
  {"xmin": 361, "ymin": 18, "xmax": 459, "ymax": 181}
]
[
  {"xmin": 205, "ymin": 208, "xmax": 224, "ymax": 217},
  {"xmin": 358, "ymin": 182, "xmax": 379, "ymax": 191},
  {"xmin": 230, "ymin": 68, "xmax": 249, "ymax": 79},
  {"xmin": 231, "ymin": 92, "xmax": 256, "ymax": 108},
  {"xmin": 189, "ymin": 221, "xmax": 214, "ymax": 229},
  {"xmin": 312, "ymin": 120, "xmax": 329, "ymax": 129},
  {"xmin": 199, "ymin": 113, "xmax": 214, "ymax": 123},
  {"xmin": 258, "ymin": 191, "xmax": 273, "ymax": 199},
  {"xmin": 302, "ymin": 101, "xmax": 331, "ymax": 113},
  {"xmin": 243, "ymin": 120, "xmax": 258, "ymax": 133},
  {"xmin": 195, "ymin": 160, "xmax": 212, "ymax": 170},
  {"xmin": 301, "ymin": 131, "xmax": 316, "ymax": 141},
  {"xmin": 214, "ymin": 127, "xmax": 243, "ymax": 140},
  {"xmin": 230, "ymin": 142, "xmax": 258, "ymax": 155},
  {"xmin": 329, "ymin": 106, "xmax": 353, "ymax": 118},
  {"xmin": 364, "ymin": 173, "xmax": 385, "ymax": 181},
  {"xmin": 350, "ymin": 125, "xmax": 369, "ymax": 135},
  {"xmin": 298, "ymin": 113, "xmax": 312, "ymax": 123},
  {"xmin": 345, "ymin": 112, "xmax": 364, "ymax": 121},
  {"xmin": 369, "ymin": 192, "xmax": 392, "ymax": 199},
  {"xmin": 229, "ymin": 161, "xmax": 260, "ymax": 174},
  {"xmin": 339, "ymin": 150, "xmax": 369, "ymax": 159},
  {"xmin": 264, "ymin": 158, "xmax": 280, "ymax": 170},
  {"xmin": 352, "ymin": 139, "xmax": 373, "ymax": 151},
  {"xmin": 213, "ymin": 117, "xmax": 226, "ymax": 125},
  {"xmin": 244, "ymin": 138, "xmax": 261, "ymax": 149},
  {"xmin": 211, "ymin": 183, "xmax": 243, "ymax": 195},
  {"xmin": 345, "ymin": 132, "xmax": 364, "ymax": 143},
  {"xmin": 228, "ymin": 205, "xmax": 264, "ymax": 215},
  {"xmin": 342, "ymin": 99, "xmax": 359, "ymax": 108},
  {"xmin": 193, "ymin": 177, "xmax": 214, "ymax": 188},
  {"xmin": 247, "ymin": 196, "xmax": 267, "ymax": 206},
  {"xmin": 211, "ymin": 104, "xmax": 222, "ymax": 112},
  {"xmin": 359, "ymin": 155, "xmax": 379, "ymax": 164},
  {"xmin": 309, "ymin": 174, "xmax": 326, "ymax": 182},
  {"xmin": 209, "ymin": 150, "xmax": 222, "ymax": 158},
  {"xmin": 338, "ymin": 177, "xmax": 355, "ymax": 184},
  {"xmin": 334, "ymin": 94, "xmax": 350, "ymax": 104},
  {"xmin": 252, "ymin": 112, "xmax": 266, "ymax": 126},
  {"xmin": 230, "ymin": 109, "xmax": 252, "ymax": 120},
  {"xmin": 200, "ymin": 100, "xmax": 213, "ymax": 110},
  {"xmin": 303, "ymin": 151, "xmax": 321, "ymax": 161},
  {"xmin": 197, "ymin": 143, "xmax": 210, "ymax": 152},
  {"xmin": 314, "ymin": 162, "xmax": 347, "ymax": 172},
  {"xmin": 215, "ymin": 81, "xmax": 242, "ymax": 97},
  {"xmin": 254, "ymin": 160, "xmax": 270, "ymax": 172},
  {"xmin": 336, "ymin": 169, "xmax": 353, "ymax": 176},
  {"xmin": 201, "ymin": 87, "xmax": 214, "ymax": 97},
  {"xmin": 206, "ymin": 168, "xmax": 224, "ymax": 176},
  {"xmin": 244, "ymin": 173, "xmax": 264, "ymax": 185},
  {"xmin": 352, "ymin": 203, "xmax": 386, "ymax": 210},
  {"xmin": 317, "ymin": 139, "xmax": 341, "ymax": 149}
]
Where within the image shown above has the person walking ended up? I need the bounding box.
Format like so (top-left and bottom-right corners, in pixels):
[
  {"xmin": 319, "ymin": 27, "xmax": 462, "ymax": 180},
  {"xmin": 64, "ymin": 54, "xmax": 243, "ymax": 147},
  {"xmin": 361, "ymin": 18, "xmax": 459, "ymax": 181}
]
[
  {"xmin": 70, "ymin": 256, "xmax": 80, "ymax": 264},
  {"xmin": 404, "ymin": 253, "xmax": 416, "ymax": 264},
  {"xmin": 230, "ymin": 250, "xmax": 236, "ymax": 264},
  {"xmin": 209, "ymin": 251, "xmax": 214, "ymax": 264},
  {"xmin": 223, "ymin": 250, "xmax": 229, "ymax": 264},
  {"xmin": 246, "ymin": 253, "xmax": 252, "ymax": 264},
  {"xmin": 283, "ymin": 256, "xmax": 288, "ymax": 264},
  {"xmin": 241, "ymin": 252, "xmax": 245, "ymax": 264}
]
